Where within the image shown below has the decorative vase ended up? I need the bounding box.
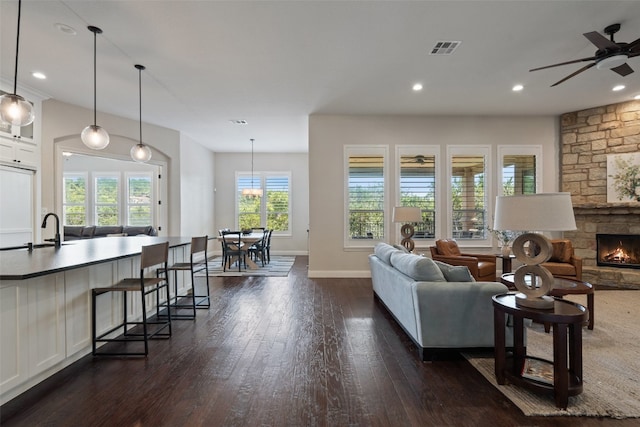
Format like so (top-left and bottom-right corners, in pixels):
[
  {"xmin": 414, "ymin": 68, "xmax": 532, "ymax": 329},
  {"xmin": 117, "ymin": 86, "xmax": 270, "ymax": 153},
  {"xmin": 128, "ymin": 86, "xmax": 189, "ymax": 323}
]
[{"xmin": 501, "ymin": 245, "xmax": 511, "ymax": 256}]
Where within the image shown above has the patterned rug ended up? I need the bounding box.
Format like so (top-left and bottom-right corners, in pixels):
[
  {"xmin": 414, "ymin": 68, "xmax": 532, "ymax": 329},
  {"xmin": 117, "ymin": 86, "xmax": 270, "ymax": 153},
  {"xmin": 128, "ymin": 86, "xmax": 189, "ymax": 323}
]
[
  {"xmin": 195, "ymin": 255, "xmax": 296, "ymax": 277},
  {"xmin": 464, "ymin": 290, "xmax": 640, "ymax": 418}
]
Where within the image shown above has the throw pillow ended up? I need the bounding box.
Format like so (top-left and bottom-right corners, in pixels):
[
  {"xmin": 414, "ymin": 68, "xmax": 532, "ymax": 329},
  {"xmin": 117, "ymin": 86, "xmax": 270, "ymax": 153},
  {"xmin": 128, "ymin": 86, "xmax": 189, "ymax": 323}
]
[
  {"xmin": 390, "ymin": 252, "xmax": 446, "ymax": 282},
  {"xmin": 374, "ymin": 243, "xmax": 400, "ymax": 265},
  {"xmin": 434, "ymin": 261, "xmax": 475, "ymax": 282},
  {"xmin": 549, "ymin": 239, "xmax": 572, "ymax": 263},
  {"xmin": 393, "ymin": 244, "xmax": 410, "ymax": 253},
  {"xmin": 435, "ymin": 239, "xmax": 461, "ymax": 256}
]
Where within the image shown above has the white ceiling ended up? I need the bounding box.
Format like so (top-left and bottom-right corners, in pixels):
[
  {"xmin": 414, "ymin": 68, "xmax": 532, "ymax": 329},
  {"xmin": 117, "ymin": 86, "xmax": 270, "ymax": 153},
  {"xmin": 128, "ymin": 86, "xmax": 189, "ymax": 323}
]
[{"xmin": 2, "ymin": 1, "xmax": 640, "ymax": 153}]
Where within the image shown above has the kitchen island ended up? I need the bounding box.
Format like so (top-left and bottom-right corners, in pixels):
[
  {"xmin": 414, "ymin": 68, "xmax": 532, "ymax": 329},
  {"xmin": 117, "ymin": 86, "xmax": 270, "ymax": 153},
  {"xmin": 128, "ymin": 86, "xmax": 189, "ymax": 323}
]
[{"xmin": 0, "ymin": 236, "xmax": 192, "ymax": 405}]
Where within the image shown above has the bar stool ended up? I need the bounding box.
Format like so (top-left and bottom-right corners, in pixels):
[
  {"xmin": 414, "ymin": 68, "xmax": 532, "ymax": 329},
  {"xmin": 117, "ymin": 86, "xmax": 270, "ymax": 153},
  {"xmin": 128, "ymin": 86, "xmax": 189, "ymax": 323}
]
[
  {"xmin": 92, "ymin": 241, "xmax": 171, "ymax": 356},
  {"xmin": 159, "ymin": 235, "xmax": 210, "ymax": 320}
]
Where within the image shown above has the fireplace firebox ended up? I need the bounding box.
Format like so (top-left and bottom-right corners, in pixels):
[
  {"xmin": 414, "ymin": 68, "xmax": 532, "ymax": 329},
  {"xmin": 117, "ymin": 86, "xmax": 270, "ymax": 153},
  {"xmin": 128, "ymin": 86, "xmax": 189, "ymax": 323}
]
[{"xmin": 596, "ymin": 234, "xmax": 640, "ymax": 269}]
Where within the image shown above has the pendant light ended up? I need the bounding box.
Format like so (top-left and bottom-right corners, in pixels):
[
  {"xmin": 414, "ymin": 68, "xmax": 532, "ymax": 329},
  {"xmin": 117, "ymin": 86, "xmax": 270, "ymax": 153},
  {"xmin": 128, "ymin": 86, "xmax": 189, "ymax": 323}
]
[
  {"xmin": 242, "ymin": 139, "xmax": 263, "ymax": 197},
  {"xmin": 0, "ymin": 0, "xmax": 35, "ymax": 127},
  {"xmin": 81, "ymin": 26, "xmax": 109, "ymax": 150},
  {"xmin": 130, "ymin": 64, "xmax": 152, "ymax": 163}
]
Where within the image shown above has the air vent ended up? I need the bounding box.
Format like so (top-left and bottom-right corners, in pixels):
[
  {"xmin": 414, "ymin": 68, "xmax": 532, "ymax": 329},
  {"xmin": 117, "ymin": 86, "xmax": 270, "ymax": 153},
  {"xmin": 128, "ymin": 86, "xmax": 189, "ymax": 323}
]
[
  {"xmin": 430, "ymin": 41, "xmax": 461, "ymax": 55},
  {"xmin": 230, "ymin": 119, "xmax": 248, "ymax": 125}
]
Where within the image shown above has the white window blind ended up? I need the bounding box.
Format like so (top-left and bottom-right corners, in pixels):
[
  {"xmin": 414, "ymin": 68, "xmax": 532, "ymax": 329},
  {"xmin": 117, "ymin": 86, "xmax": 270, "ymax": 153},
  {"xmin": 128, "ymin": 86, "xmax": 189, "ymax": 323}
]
[
  {"xmin": 348, "ymin": 155, "xmax": 384, "ymax": 239},
  {"xmin": 400, "ymin": 154, "xmax": 436, "ymax": 238}
]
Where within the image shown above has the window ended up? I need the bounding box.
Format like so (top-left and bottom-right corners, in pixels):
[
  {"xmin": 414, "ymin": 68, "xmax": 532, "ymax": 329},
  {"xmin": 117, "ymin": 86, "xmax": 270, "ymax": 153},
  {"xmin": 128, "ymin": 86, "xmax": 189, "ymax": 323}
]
[
  {"xmin": 237, "ymin": 172, "xmax": 291, "ymax": 233},
  {"xmin": 126, "ymin": 173, "xmax": 153, "ymax": 225},
  {"xmin": 63, "ymin": 173, "xmax": 87, "ymax": 225},
  {"xmin": 94, "ymin": 175, "xmax": 119, "ymax": 226},
  {"xmin": 398, "ymin": 147, "xmax": 438, "ymax": 239},
  {"xmin": 345, "ymin": 146, "xmax": 387, "ymax": 244},
  {"xmin": 497, "ymin": 146, "xmax": 542, "ymax": 196},
  {"xmin": 448, "ymin": 146, "xmax": 490, "ymax": 240}
]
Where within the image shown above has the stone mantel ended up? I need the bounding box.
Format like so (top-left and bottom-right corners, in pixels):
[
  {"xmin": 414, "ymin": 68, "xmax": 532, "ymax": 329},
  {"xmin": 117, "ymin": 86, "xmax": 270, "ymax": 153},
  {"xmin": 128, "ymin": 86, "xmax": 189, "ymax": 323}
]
[{"xmin": 573, "ymin": 204, "xmax": 640, "ymax": 216}]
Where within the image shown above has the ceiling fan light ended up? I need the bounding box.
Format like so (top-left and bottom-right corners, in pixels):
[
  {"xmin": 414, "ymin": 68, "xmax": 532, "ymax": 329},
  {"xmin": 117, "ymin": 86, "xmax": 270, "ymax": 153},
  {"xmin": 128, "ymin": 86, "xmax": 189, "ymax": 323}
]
[
  {"xmin": 131, "ymin": 143, "xmax": 152, "ymax": 163},
  {"xmin": 81, "ymin": 124, "xmax": 109, "ymax": 150},
  {"xmin": 596, "ymin": 54, "xmax": 627, "ymax": 70},
  {"xmin": 0, "ymin": 93, "xmax": 34, "ymax": 126}
]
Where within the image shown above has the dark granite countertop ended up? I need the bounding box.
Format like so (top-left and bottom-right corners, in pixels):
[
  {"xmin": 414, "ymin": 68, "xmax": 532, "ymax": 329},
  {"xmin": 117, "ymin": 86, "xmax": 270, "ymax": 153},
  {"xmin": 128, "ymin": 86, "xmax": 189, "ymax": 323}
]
[{"xmin": 0, "ymin": 236, "xmax": 191, "ymax": 280}]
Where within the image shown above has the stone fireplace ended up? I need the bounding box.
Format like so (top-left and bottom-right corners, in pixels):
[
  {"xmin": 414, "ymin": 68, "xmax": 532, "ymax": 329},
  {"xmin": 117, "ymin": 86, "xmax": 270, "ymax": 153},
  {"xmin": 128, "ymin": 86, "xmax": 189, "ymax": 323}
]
[{"xmin": 560, "ymin": 99, "xmax": 640, "ymax": 289}]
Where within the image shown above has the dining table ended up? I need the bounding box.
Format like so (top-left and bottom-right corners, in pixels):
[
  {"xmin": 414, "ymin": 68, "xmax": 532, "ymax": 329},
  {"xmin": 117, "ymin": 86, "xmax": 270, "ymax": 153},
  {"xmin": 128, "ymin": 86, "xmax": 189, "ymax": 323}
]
[{"xmin": 215, "ymin": 232, "xmax": 265, "ymax": 270}]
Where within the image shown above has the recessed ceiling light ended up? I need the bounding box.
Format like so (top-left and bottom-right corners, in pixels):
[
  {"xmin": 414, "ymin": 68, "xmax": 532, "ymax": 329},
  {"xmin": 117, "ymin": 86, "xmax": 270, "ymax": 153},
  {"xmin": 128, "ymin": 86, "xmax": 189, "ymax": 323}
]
[
  {"xmin": 612, "ymin": 84, "xmax": 625, "ymax": 91},
  {"xmin": 634, "ymin": 94, "xmax": 640, "ymax": 100},
  {"xmin": 512, "ymin": 84, "xmax": 524, "ymax": 92},
  {"xmin": 54, "ymin": 23, "xmax": 77, "ymax": 36},
  {"xmin": 32, "ymin": 72, "xmax": 46, "ymax": 80},
  {"xmin": 412, "ymin": 83, "xmax": 423, "ymax": 91}
]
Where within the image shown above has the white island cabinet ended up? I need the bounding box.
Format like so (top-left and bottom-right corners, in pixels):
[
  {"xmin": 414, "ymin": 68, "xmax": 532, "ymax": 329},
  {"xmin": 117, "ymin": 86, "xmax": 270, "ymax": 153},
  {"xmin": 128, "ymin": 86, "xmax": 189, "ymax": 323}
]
[{"xmin": 0, "ymin": 236, "xmax": 191, "ymax": 405}]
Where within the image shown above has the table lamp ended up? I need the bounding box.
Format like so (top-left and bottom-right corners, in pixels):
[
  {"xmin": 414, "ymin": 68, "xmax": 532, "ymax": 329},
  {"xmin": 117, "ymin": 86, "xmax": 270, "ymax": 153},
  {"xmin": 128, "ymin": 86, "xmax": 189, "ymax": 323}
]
[
  {"xmin": 493, "ymin": 193, "xmax": 576, "ymax": 309},
  {"xmin": 392, "ymin": 206, "xmax": 422, "ymax": 252}
]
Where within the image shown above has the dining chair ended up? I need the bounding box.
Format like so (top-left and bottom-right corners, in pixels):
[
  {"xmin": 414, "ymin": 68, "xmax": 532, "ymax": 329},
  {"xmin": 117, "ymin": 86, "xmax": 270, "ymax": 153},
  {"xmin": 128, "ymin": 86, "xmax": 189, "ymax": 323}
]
[
  {"xmin": 92, "ymin": 241, "xmax": 171, "ymax": 356},
  {"xmin": 249, "ymin": 229, "xmax": 270, "ymax": 267},
  {"xmin": 221, "ymin": 231, "xmax": 247, "ymax": 272}
]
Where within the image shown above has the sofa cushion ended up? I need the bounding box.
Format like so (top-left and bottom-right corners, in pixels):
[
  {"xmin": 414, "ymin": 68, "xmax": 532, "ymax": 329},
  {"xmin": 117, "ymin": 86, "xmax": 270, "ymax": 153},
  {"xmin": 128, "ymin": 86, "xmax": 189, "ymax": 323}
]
[
  {"xmin": 390, "ymin": 252, "xmax": 446, "ymax": 282},
  {"xmin": 550, "ymin": 239, "xmax": 573, "ymax": 263},
  {"xmin": 374, "ymin": 243, "xmax": 401, "ymax": 265},
  {"xmin": 434, "ymin": 261, "xmax": 475, "ymax": 282},
  {"xmin": 435, "ymin": 239, "xmax": 461, "ymax": 256},
  {"xmin": 64, "ymin": 226, "xmax": 84, "ymax": 238},
  {"xmin": 82, "ymin": 226, "xmax": 96, "ymax": 238},
  {"xmin": 123, "ymin": 225, "xmax": 156, "ymax": 236},
  {"xmin": 93, "ymin": 226, "xmax": 124, "ymax": 237}
]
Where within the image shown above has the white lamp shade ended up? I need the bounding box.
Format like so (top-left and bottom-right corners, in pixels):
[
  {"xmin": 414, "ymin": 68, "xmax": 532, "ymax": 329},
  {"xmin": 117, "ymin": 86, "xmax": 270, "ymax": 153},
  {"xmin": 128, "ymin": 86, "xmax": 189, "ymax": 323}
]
[
  {"xmin": 130, "ymin": 143, "xmax": 152, "ymax": 163},
  {"xmin": 493, "ymin": 192, "xmax": 576, "ymax": 231},
  {"xmin": 0, "ymin": 93, "xmax": 34, "ymax": 126},
  {"xmin": 392, "ymin": 206, "xmax": 422, "ymax": 223},
  {"xmin": 242, "ymin": 188, "xmax": 263, "ymax": 197},
  {"xmin": 81, "ymin": 124, "xmax": 110, "ymax": 150}
]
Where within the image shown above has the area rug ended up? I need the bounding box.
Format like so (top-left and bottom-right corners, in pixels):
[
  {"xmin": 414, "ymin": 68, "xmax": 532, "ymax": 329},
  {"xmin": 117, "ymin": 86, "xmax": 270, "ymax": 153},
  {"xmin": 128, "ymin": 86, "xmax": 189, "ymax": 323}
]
[
  {"xmin": 464, "ymin": 290, "xmax": 640, "ymax": 419},
  {"xmin": 196, "ymin": 255, "xmax": 296, "ymax": 277}
]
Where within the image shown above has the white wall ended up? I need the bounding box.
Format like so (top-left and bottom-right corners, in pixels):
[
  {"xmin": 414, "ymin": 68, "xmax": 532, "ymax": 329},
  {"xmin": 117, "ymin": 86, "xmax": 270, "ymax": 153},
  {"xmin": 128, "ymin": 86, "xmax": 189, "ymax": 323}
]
[
  {"xmin": 180, "ymin": 133, "xmax": 216, "ymax": 237},
  {"xmin": 214, "ymin": 152, "xmax": 309, "ymax": 255},
  {"xmin": 308, "ymin": 114, "xmax": 560, "ymax": 277}
]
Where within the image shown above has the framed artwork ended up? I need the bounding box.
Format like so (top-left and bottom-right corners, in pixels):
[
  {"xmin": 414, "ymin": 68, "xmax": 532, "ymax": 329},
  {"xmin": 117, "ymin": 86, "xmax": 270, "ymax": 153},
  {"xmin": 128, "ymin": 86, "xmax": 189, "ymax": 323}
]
[{"xmin": 606, "ymin": 152, "xmax": 640, "ymax": 203}]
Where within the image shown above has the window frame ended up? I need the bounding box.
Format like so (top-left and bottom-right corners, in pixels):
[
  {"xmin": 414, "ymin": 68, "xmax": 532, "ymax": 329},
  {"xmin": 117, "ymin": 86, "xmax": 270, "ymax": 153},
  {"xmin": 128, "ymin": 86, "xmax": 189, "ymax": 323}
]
[
  {"xmin": 496, "ymin": 145, "xmax": 543, "ymax": 197},
  {"xmin": 62, "ymin": 172, "xmax": 88, "ymax": 225},
  {"xmin": 93, "ymin": 173, "xmax": 120, "ymax": 226},
  {"xmin": 344, "ymin": 145, "xmax": 388, "ymax": 248},
  {"xmin": 446, "ymin": 145, "xmax": 492, "ymax": 246},
  {"xmin": 235, "ymin": 171, "xmax": 292, "ymax": 236},
  {"xmin": 125, "ymin": 172, "xmax": 154, "ymax": 226},
  {"xmin": 396, "ymin": 145, "xmax": 440, "ymax": 244}
]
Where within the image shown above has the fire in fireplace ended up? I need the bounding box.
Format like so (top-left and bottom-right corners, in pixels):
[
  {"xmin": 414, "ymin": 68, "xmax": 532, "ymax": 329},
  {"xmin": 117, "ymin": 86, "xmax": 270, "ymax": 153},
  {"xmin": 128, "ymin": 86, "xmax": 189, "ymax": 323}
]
[{"xmin": 596, "ymin": 234, "xmax": 640, "ymax": 269}]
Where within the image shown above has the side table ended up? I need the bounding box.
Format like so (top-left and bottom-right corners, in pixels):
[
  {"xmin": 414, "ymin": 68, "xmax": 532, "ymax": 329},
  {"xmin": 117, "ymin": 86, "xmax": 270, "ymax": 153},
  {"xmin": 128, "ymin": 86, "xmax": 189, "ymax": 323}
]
[
  {"xmin": 493, "ymin": 293, "xmax": 588, "ymax": 409},
  {"xmin": 496, "ymin": 254, "xmax": 516, "ymax": 273}
]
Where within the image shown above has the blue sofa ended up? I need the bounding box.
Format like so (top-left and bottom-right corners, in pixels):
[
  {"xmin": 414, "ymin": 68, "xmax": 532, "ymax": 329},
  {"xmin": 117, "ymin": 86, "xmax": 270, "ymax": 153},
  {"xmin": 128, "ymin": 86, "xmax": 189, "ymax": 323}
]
[{"xmin": 369, "ymin": 242, "xmax": 514, "ymax": 360}]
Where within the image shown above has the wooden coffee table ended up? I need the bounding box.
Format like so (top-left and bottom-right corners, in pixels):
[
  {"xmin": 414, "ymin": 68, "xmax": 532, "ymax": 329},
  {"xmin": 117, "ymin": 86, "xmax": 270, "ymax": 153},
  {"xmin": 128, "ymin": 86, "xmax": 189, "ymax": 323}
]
[{"xmin": 500, "ymin": 273, "xmax": 594, "ymax": 330}]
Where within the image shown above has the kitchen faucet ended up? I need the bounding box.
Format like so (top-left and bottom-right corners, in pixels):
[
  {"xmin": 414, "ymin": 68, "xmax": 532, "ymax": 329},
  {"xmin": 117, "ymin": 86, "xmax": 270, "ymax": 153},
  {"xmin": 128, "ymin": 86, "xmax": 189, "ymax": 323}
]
[{"xmin": 41, "ymin": 213, "xmax": 61, "ymax": 248}]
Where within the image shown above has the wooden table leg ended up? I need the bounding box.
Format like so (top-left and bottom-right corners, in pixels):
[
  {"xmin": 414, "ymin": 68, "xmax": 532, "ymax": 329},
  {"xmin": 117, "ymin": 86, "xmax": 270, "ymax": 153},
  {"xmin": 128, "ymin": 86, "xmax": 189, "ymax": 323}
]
[
  {"xmin": 569, "ymin": 323, "xmax": 583, "ymax": 392},
  {"xmin": 513, "ymin": 316, "xmax": 525, "ymax": 376},
  {"xmin": 587, "ymin": 293, "xmax": 594, "ymax": 330},
  {"xmin": 553, "ymin": 323, "xmax": 569, "ymax": 409},
  {"xmin": 493, "ymin": 307, "xmax": 506, "ymax": 385}
]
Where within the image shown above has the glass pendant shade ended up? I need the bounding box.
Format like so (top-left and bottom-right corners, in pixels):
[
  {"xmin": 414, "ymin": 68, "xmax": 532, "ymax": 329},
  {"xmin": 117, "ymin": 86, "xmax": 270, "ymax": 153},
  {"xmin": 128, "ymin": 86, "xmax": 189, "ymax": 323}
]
[
  {"xmin": 131, "ymin": 143, "xmax": 152, "ymax": 163},
  {"xmin": 82, "ymin": 25, "xmax": 109, "ymax": 150},
  {"xmin": 242, "ymin": 138, "xmax": 263, "ymax": 196},
  {"xmin": 1, "ymin": 0, "xmax": 35, "ymax": 127},
  {"xmin": 81, "ymin": 124, "xmax": 110, "ymax": 150},
  {"xmin": 0, "ymin": 93, "xmax": 34, "ymax": 126}
]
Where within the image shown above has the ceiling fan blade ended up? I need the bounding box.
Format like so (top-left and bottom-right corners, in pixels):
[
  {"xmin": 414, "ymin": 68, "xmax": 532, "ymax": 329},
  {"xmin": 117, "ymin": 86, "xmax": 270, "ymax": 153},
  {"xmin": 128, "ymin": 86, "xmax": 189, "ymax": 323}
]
[
  {"xmin": 611, "ymin": 62, "xmax": 634, "ymax": 76},
  {"xmin": 628, "ymin": 37, "xmax": 640, "ymax": 53},
  {"xmin": 530, "ymin": 56, "xmax": 595, "ymax": 72},
  {"xmin": 583, "ymin": 31, "xmax": 618, "ymax": 50},
  {"xmin": 550, "ymin": 62, "xmax": 596, "ymax": 87}
]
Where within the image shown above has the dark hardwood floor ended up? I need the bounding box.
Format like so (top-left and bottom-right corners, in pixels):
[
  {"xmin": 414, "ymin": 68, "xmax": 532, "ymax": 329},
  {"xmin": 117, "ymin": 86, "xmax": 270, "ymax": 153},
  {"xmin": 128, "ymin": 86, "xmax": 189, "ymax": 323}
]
[{"xmin": 1, "ymin": 256, "xmax": 636, "ymax": 426}]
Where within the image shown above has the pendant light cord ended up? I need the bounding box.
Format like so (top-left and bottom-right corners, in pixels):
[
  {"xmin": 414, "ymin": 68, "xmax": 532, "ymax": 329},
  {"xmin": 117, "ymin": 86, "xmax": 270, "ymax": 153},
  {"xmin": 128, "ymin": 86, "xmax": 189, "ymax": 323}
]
[
  {"xmin": 12, "ymin": 0, "xmax": 22, "ymax": 94},
  {"xmin": 92, "ymin": 29, "xmax": 97, "ymax": 126},
  {"xmin": 138, "ymin": 66, "xmax": 142, "ymax": 144},
  {"xmin": 250, "ymin": 139, "xmax": 255, "ymax": 189}
]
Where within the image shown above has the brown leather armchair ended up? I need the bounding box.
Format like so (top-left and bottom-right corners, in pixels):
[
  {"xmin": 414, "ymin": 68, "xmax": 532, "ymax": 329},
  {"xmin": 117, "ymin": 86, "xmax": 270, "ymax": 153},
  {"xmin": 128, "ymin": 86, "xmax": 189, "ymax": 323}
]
[
  {"xmin": 541, "ymin": 239, "xmax": 582, "ymax": 281},
  {"xmin": 429, "ymin": 239, "xmax": 497, "ymax": 282}
]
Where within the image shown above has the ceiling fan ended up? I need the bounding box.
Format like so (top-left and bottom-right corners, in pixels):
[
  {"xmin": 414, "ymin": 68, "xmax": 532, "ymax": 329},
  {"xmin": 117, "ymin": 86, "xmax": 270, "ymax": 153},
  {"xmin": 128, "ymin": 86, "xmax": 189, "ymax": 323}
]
[{"xmin": 530, "ymin": 23, "xmax": 640, "ymax": 87}]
